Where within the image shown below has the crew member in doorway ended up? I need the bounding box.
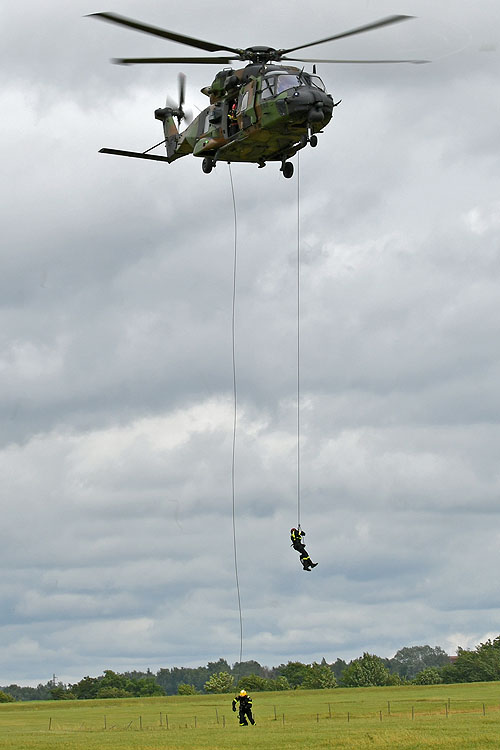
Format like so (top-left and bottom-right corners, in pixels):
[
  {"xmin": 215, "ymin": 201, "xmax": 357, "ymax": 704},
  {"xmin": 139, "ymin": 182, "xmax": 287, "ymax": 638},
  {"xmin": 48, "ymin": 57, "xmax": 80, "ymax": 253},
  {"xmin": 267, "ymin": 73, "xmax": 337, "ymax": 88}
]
[
  {"xmin": 232, "ymin": 690, "xmax": 255, "ymax": 726},
  {"xmin": 228, "ymin": 100, "xmax": 238, "ymax": 136},
  {"xmin": 290, "ymin": 527, "xmax": 318, "ymax": 571}
]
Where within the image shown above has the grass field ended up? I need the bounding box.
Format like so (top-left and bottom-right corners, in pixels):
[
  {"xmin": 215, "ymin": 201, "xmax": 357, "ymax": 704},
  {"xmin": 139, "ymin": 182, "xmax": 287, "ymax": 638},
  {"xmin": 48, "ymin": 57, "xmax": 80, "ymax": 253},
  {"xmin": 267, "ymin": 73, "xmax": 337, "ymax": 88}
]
[{"xmin": 1, "ymin": 681, "xmax": 500, "ymax": 750}]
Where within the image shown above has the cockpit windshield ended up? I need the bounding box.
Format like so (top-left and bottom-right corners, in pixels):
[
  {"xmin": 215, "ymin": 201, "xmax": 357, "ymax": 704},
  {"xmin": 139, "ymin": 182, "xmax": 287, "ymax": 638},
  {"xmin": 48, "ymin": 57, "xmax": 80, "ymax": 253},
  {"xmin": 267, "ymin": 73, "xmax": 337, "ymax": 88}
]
[
  {"xmin": 306, "ymin": 74, "xmax": 326, "ymax": 92},
  {"xmin": 260, "ymin": 71, "xmax": 326, "ymax": 99},
  {"xmin": 275, "ymin": 74, "xmax": 302, "ymax": 94},
  {"xmin": 261, "ymin": 73, "xmax": 302, "ymax": 99}
]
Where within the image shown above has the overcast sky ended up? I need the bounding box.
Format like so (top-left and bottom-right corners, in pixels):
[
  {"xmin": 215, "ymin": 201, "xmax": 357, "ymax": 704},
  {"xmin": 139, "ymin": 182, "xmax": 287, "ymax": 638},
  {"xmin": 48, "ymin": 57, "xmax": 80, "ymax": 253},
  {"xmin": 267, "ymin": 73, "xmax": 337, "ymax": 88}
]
[{"xmin": 1, "ymin": 0, "xmax": 500, "ymax": 687}]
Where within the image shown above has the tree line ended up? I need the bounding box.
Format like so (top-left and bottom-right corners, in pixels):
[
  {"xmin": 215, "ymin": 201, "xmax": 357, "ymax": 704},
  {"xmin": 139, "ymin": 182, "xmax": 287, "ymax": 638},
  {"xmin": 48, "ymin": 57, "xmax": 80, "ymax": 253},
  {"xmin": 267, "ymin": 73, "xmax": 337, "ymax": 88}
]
[{"xmin": 3, "ymin": 637, "xmax": 500, "ymax": 701}]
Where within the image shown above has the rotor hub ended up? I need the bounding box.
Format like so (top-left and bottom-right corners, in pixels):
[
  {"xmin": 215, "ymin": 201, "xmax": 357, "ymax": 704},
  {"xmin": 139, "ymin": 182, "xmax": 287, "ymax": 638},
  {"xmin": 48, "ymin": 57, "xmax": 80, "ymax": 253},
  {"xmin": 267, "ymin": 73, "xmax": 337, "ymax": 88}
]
[{"xmin": 242, "ymin": 46, "xmax": 280, "ymax": 63}]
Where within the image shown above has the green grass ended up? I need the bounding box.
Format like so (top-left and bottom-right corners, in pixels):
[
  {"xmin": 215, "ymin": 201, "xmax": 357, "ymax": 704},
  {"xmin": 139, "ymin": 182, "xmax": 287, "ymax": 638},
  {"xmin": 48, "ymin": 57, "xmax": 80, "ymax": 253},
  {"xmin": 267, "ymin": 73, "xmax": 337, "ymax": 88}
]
[{"xmin": 1, "ymin": 681, "xmax": 500, "ymax": 750}]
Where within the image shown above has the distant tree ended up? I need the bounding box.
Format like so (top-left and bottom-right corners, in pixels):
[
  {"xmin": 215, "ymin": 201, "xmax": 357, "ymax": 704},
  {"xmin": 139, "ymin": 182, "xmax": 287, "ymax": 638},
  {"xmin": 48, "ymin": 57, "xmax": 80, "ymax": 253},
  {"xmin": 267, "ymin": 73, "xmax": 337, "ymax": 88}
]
[
  {"xmin": 277, "ymin": 661, "xmax": 310, "ymax": 688},
  {"xmin": 130, "ymin": 677, "xmax": 164, "ymax": 697},
  {"xmin": 157, "ymin": 665, "xmax": 209, "ymax": 695},
  {"xmin": 50, "ymin": 686, "xmax": 75, "ymax": 700},
  {"xmin": 269, "ymin": 676, "xmax": 290, "ymax": 691},
  {"xmin": 123, "ymin": 670, "xmax": 153, "ymax": 682},
  {"xmin": 389, "ymin": 645, "xmax": 449, "ymax": 680},
  {"xmin": 341, "ymin": 653, "xmax": 390, "ymax": 688},
  {"xmin": 438, "ymin": 662, "xmax": 456, "ymax": 683},
  {"xmin": 70, "ymin": 670, "xmax": 165, "ymax": 699},
  {"xmin": 204, "ymin": 672, "xmax": 234, "ymax": 694},
  {"xmin": 178, "ymin": 683, "xmax": 198, "ymax": 695},
  {"xmin": 232, "ymin": 661, "xmax": 269, "ymax": 678},
  {"xmin": 441, "ymin": 637, "xmax": 500, "ymax": 683},
  {"xmin": 100, "ymin": 670, "xmax": 133, "ymax": 693},
  {"xmin": 207, "ymin": 659, "xmax": 231, "ymax": 676},
  {"xmin": 0, "ymin": 682, "xmax": 54, "ymax": 701},
  {"xmin": 0, "ymin": 691, "xmax": 14, "ymax": 703},
  {"xmin": 413, "ymin": 667, "xmax": 443, "ymax": 685},
  {"xmin": 71, "ymin": 676, "xmax": 101, "ymax": 700},
  {"xmin": 331, "ymin": 658, "xmax": 348, "ymax": 682},
  {"xmin": 301, "ymin": 662, "xmax": 337, "ymax": 690},
  {"xmin": 385, "ymin": 673, "xmax": 404, "ymax": 686},
  {"xmin": 237, "ymin": 674, "xmax": 268, "ymax": 692}
]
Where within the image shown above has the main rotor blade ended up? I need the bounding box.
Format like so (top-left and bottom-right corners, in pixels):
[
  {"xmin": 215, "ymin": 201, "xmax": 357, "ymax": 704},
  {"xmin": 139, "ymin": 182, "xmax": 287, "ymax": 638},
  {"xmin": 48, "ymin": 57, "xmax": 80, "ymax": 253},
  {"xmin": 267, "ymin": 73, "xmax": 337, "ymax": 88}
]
[
  {"xmin": 113, "ymin": 56, "xmax": 237, "ymax": 65},
  {"xmin": 283, "ymin": 56, "xmax": 429, "ymax": 64},
  {"xmin": 281, "ymin": 15, "xmax": 415, "ymax": 55},
  {"xmin": 89, "ymin": 12, "xmax": 240, "ymax": 54}
]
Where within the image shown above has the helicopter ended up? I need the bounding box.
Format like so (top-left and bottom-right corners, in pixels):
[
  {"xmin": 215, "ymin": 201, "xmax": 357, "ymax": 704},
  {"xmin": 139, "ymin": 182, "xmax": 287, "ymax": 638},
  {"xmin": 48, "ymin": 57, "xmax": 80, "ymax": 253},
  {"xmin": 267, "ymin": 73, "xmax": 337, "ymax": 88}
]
[{"xmin": 90, "ymin": 12, "xmax": 427, "ymax": 178}]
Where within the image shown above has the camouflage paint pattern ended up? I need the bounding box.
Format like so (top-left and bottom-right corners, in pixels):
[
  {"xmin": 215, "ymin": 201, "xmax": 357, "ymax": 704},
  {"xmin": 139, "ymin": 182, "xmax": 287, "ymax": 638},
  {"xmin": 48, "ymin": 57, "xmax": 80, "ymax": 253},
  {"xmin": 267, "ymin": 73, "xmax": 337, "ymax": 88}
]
[{"xmin": 155, "ymin": 63, "xmax": 335, "ymax": 166}]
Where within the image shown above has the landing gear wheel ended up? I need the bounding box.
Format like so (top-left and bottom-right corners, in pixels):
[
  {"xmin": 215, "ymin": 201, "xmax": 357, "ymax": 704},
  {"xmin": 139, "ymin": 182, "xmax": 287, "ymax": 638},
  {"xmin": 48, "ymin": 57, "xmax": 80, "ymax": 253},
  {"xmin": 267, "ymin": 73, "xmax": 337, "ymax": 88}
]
[
  {"xmin": 202, "ymin": 156, "xmax": 214, "ymax": 174},
  {"xmin": 309, "ymin": 134, "xmax": 318, "ymax": 147},
  {"xmin": 282, "ymin": 161, "xmax": 294, "ymax": 179}
]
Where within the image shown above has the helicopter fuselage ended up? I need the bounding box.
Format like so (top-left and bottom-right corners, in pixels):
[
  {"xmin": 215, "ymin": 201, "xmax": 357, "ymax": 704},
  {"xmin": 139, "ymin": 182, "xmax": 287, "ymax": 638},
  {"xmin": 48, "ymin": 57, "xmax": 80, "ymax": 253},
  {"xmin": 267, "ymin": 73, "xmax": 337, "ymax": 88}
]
[{"xmin": 155, "ymin": 64, "xmax": 335, "ymax": 173}]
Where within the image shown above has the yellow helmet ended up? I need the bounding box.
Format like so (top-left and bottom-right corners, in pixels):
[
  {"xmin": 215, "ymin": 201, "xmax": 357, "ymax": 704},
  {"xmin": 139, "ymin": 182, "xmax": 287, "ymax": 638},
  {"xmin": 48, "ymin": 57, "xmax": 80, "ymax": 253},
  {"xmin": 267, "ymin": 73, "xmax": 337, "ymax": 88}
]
[{"xmin": 239, "ymin": 690, "xmax": 247, "ymax": 696}]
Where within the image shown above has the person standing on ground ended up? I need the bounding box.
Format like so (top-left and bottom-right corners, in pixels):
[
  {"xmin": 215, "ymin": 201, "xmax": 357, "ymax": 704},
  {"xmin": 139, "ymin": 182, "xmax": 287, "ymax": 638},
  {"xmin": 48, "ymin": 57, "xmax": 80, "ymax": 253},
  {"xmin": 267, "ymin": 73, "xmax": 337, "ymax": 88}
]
[{"xmin": 232, "ymin": 689, "xmax": 255, "ymax": 726}]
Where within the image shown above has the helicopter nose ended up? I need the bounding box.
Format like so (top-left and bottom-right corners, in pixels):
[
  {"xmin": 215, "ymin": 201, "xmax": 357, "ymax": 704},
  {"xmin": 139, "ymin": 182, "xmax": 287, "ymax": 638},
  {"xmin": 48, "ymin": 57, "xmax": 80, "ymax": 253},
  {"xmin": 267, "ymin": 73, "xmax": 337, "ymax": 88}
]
[
  {"xmin": 308, "ymin": 102, "xmax": 325, "ymax": 123},
  {"xmin": 287, "ymin": 88, "xmax": 332, "ymax": 124}
]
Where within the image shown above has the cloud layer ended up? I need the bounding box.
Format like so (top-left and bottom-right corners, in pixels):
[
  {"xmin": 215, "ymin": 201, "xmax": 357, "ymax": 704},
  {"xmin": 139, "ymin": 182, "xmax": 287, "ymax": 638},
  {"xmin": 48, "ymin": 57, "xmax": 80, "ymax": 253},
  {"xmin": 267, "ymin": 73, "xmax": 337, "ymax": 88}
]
[{"xmin": 1, "ymin": 0, "xmax": 500, "ymax": 685}]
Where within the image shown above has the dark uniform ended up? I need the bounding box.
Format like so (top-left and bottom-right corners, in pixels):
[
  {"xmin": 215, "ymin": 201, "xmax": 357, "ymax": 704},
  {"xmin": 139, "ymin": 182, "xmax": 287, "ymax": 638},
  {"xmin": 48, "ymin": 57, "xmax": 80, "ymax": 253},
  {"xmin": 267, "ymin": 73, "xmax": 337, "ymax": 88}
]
[
  {"xmin": 290, "ymin": 527, "xmax": 318, "ymax": 571},
  {"xmin": 228, "ymin": 101, "xmax": 238, "ymax": 136},
  {"xmin": 232, "ymin": 690, "xmax": 255, "ymax": 726}
]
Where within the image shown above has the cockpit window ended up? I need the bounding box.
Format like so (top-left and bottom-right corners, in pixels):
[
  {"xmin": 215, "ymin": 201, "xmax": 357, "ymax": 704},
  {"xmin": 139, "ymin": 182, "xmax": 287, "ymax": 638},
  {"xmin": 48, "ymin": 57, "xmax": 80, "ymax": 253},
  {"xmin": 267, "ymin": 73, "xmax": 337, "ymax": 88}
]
[
  {"xmin": 307, "ymin": 74, "xmax": 326, "ymax": 92},
  {"xmin": 261, "ymin": 76, "xmax": 275, "ymax": 100},
  {"xmin": 261, "ymin": 73, "xmax": 302, "ymax": 98},
  {"xmin": 261, "ymin": 72, "xmax": 326, "ymax": 98},
  {"xmin": 275, "ymin": 74, "xmax": 301, "ymax": 94}
]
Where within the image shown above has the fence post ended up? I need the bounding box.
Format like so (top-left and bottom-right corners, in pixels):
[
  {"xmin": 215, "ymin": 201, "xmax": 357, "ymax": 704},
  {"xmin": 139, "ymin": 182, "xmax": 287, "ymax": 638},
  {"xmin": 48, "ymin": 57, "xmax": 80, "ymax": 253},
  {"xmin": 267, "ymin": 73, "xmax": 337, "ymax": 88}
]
[
  {"xmin": 412, "ymin": 706, "xmax": 414, "ymax": 721},
  {"xmin": 223, "ymin": 715, "xmax": 226, "ymax": 728},
  {"xmin": 282, "ymin": 713, "xmax": 285, "ymax": 726},
  {"xmin": 195, "ymin": 716, "xmax": 197, "ymax": 728},
  {"xmin": 274, "ymin": 705, "xmax": 277, "ymax": 721},
  {"xmin": 379, "ymin": 711, "xmax": 382, "ymax": 722},
  {"xmin": 328, "ymin": 703, "xmax": 332, "ymax": 719},
  {"xmin": 316, "ymin": 713, "xmax": 319, "ymax": 723},
  {"xmin": 387, "ymin": 701, "xmax": 391, "ymax": 716},
  {"xmin": 347, "ymin": 711, "xmax": 350, "ymax": 723},
  {"xmin": 483, "ymin": 703, "xmax": 486, "ymax": 716},
  {"xmin": 104, "ymin": 715, "xmax": 107, "ymax": 730},
  {"xmin": 166, "ymin": 714, "xmax": 169, "ymax": 730},
  {"xmin": 140, "ymin": 715, "xmax": 143, "ymax": 730},
  {"xmin": 216, "ymin": 708, "xmax": 219, "ymax": 724},
  {"xmin": 48, "ymin": 718, "xmax": 52, "ymax": 731},
  {"xmin": 160, "ymin": 712, "xmax": 163, "ymax": 727}
]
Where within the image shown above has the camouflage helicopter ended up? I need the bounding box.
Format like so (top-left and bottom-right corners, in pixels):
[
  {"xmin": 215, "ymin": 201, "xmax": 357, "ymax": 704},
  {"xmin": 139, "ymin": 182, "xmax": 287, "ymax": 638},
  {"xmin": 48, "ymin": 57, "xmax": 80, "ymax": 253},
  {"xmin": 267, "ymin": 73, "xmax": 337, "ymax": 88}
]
[{"xmin": 90, "ymin": 12, "xmax": 426, "ymax": 178}]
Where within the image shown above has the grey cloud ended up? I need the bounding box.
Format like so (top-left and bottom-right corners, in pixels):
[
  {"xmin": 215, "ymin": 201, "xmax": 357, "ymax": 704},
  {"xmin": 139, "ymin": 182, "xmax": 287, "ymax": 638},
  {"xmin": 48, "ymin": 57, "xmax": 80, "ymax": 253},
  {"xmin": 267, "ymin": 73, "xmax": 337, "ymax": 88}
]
[{"xmin": 1, "ymin": 0, "xmax": 500, "ymax": 686}]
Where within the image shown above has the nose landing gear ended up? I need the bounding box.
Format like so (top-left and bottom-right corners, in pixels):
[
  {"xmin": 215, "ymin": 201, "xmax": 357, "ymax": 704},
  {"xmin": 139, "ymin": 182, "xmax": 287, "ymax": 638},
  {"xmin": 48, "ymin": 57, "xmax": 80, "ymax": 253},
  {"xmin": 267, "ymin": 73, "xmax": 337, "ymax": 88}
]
[{"xmin": 202, "ymin": 156, "xmax": 215, "ymax": 174}]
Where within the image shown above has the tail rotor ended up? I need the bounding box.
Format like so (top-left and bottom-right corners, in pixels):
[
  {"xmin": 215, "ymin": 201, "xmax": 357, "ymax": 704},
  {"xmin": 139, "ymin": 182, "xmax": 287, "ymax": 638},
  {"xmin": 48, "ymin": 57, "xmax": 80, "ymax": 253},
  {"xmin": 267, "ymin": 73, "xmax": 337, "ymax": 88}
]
[{"xmin": 165, "ymin": 73, "xmax": 192, "ymax": 126}]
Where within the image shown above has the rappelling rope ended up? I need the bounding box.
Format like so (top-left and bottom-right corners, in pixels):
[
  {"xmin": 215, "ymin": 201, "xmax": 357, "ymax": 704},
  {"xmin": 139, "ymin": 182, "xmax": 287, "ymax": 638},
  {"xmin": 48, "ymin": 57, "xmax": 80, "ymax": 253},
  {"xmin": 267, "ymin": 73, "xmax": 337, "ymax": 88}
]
[
  {"xmin": 296, "ymin": 153, "xmax": 302, "ymax": 530},
  {"xmin": 228, "ymin": 164, "xmax": 243, "ymax": 685},
  {"xmin": 227, "ymin": 155, "xmax": 301, "ymax": 684}
]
